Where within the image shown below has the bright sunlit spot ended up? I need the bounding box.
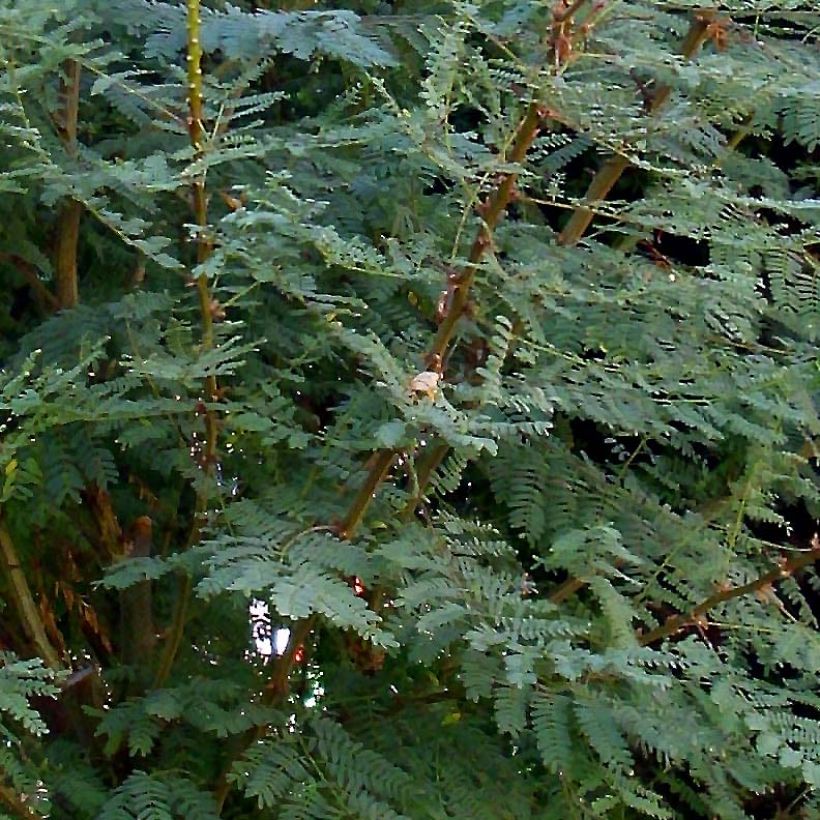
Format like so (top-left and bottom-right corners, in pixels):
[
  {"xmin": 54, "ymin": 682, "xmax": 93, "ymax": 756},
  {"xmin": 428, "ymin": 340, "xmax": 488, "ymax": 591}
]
[{"xmin": 249, "ymin": 599, "xmax": 290, "ymax": 658}]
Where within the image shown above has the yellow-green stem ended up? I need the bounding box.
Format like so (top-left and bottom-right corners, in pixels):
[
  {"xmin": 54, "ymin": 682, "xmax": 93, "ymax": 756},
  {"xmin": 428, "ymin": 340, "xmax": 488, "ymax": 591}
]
[
  {"xmin": 159, "ymin": 0, "xmax": 220, "ymax": 688},
  {"xmin": 188, "ymin": 0, "xmax": 218, "ymax": 440}
]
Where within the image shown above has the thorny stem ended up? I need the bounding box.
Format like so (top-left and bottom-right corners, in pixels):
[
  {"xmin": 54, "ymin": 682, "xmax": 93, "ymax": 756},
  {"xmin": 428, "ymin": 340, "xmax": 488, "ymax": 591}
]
[
  {"xmin": 337, "ymin": 102, "xmax": 547, "ymax": 540},
  {"xmin": 400, "ymin": 443, "xmax": 449, "ymax": 521},
  {"xmin": 429, "ymin": 102, "xmax": 544, "ymax": 362},
  {"xmin": 216, "ymin": 449, "xmax": 399, "ymax": 804},
  {"xmin": 340, "ymin": 103, "xmax": 546, "ymax": 538},
  {"xmin": 261, "ymin": 616, "xmax": 316, "ymax": 705},
  {"xmin": 154, "ymin": 0, "xmax": 220, "ymax": 689},
  {"xmin": 555, "ymin": 0, "xmax": 592, "ymax": 24},
  {"xmin": 557, "ymin": 12, "xmax": 715, "ymax": 246},
  {"xmin": 187, "ymin": 0, "xmax": 216, "ymax": 395},
  {"xmin": 638, "ymin": 537, "xmax": 820, "ymax": 646},
  {"xmin": 186, "ymin": 0, "xmax": 219, "ymax": 417}
]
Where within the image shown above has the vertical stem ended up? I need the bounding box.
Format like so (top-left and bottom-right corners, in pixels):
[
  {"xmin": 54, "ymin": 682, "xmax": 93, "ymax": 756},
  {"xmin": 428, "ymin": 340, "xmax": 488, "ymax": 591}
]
[
  {"xmin": 213, "ymin": 616, "xmax": 316, "ymax": 813},
  {"xmin": 155, "ymin": 0, "xmax": 221, "ymax": 690},
  {"xmin": 187, "ymin": 0, "xmax": 219, "ymax": 424},
  {"xmin": 54, "ymin": 59, "xmax": 82, "ymax": 308},
  {"xmin": 152, "ymin": 573, "xmax": 191, "ymax": 688},
  {"xmin": 399, "ymin": 443, "xmax": 448, "ymax": 521}
]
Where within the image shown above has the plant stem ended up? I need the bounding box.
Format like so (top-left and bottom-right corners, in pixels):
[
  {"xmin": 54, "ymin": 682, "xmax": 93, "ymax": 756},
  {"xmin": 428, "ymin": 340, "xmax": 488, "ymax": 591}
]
[
  {"xmin": 366, "ymin": 17, "xmax": 714, "ymax": 525},
  {"xmin": 338, "ymin": 450, "xmax": 398, "ymax": 540},
  {"xmin": 261, "ymin": 616, "xmax": 315, "ymax": 705},
  {"xmin": 0, "ymin": 253, "xmax": 59, "ymax": 313},
  {"xmin": 0, "ymin": 783, "xmax": 39, "ymax": 820},
  {"xmin": 555, "ymin": 0, "xmax": 591, "ymax": 24},
  {"xmin": 638, "ymin": 538, "xmax": 820, "ymax": 646},
  {"xmin": 429, "ymin": 102, "xmax": 544, "ymax": 361},
  {"xmin": 0, "ymin": 519, "xmax": 62, "ymax": 669},
  {"xmin": 156, "ymin": 0, "xmax": 221, "ymax": 688},
  {"xmin": 396, "ymin": 15, "xmax": 718, "ymax": 568},
  {"xmin": 549, "ymin": 576, "xmax": 586, "ymax": 604},
  {"xmin": 213, "ymin": 616, "xmax": 316, "ymax": 813},
  {"xmin": 152, "ymin": 573, "xmax": 192, "ymax": 689},
  {"xmin": 400, "ymin": 443, "xmax": 449, "ymax": 521},
  {"xmin": 557, "ymin": 13, "xmax": 714, "ymax": 246},
  {"xmin": 187, "ymin": 0, "xmax": 217, "ymax": 444},
  {"xmin": 187, "ymin": 0, "xmax": 219, "ymax": 414},
  {"xmin": 54, "ymin": 59, "xmax": 82, "ymax": 308}
]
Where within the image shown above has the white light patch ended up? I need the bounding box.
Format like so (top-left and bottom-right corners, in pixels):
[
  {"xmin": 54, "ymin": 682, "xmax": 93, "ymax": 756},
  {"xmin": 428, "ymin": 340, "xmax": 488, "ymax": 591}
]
[
  {"xmin": 249, "ymin": 599, "xmax": 291, "ymax": 658},
  {"xmin": 274, "ymin": 628, "xmax": 291, "ymax": 656}
]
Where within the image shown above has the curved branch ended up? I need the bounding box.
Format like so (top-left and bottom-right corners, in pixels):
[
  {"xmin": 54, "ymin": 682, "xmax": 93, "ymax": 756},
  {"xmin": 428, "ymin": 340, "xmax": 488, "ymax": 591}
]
[
  {"xmin": 0, "ymin": 519, "xmax": 62, "ymax": 669},
  {"xmin": 0, "ymin": 253, "xmax": 58, "ymax": 313}
]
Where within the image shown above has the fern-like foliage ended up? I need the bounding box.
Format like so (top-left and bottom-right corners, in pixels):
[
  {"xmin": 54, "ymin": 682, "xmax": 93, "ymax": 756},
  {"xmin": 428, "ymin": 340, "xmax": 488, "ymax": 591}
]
[{"xmin": 0, "ymin": 0, "xmax": 817, "ymax": 818}]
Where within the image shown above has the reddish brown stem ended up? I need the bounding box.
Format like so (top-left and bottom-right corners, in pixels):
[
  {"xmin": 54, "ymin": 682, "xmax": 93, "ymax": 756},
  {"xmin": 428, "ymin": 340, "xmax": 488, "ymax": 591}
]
[
  {"xmin": 338, "ymin": 450, "xmax": 398, "ymax": 540},
  {"xmin": 0, "ymin": 253, "xmax": 59, "ymax": 313},
  {"xmin": 555, "ymin": 0, "xmax": 592, "ymax": 24},
  {"xmin": 549, "ymin": 576, "xmax": 587, "ymax": 604},
  {"xmin": 557, "ymin": 13, "xmax": 714, "ymax": 246},
  {"xmin": 261, "ymin": 616, "xmax": 315, "ymax": 705},
  {"xmin": 213, "ymin": 616, "xmax": 315, "ymax": 813},
  {"xmin": 0, "ymin": 783, "xmax": 40, "ymax": 820},
  {"xmin": 336, "ymin": 104, "xmax": 546, "ymax": 538},
  {"xmin": 54, "ymin": 59, "xmax": 83, "ymax": 309},
  {"xmin": 639, "ymin": 540, "xmax": 820, "ymax": 646},
  {"xmin": 401, "ymin": 13, "xmax": 719, "ymax": 522},
  {"xmin": 430, "ymin": 102, "xmax": 544, "ymax": 361}
]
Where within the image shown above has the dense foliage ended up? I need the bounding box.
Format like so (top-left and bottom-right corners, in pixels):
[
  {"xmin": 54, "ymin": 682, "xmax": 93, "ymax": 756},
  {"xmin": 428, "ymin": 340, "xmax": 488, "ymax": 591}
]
[{"xmin": 0, "ymin": 0, "xmax": 818, "ymax": 817}]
